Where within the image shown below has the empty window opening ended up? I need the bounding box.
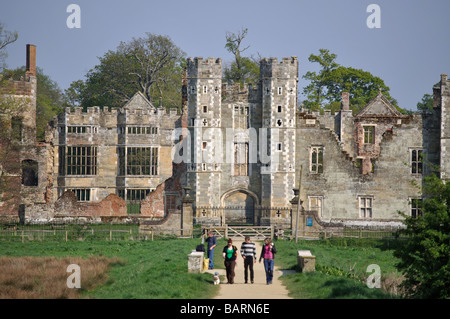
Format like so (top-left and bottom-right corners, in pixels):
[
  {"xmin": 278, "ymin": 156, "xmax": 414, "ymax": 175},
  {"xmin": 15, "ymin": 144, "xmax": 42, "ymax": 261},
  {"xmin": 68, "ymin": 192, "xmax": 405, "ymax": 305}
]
[
  {"xmin": 126, "ymin": 147, "xmax": 158, "ymax": 176},
  {"xmin": 411, "ymin": 149, "xmax": 423, "ymax": 174},
  {"xmin": 66, "ymin": 146, "xmax": 98, "ymax": 175},
  {"xmin": 11, "ymin": 117, "xmax": 23, "ymax": 142},
  {"xmin": 21, "ymin": 160, "xmax": 38, "ymax": 186},
  {"xmin": 69, "ymin": 189, "xmax": 91, "ymax": 202}
]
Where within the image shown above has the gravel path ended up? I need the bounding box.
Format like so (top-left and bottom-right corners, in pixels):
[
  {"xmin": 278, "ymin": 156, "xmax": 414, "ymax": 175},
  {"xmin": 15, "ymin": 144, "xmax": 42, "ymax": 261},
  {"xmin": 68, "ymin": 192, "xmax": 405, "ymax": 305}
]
[{"xmin": 205, "ymin": 240, "xmax": 293, "ymax": 299}]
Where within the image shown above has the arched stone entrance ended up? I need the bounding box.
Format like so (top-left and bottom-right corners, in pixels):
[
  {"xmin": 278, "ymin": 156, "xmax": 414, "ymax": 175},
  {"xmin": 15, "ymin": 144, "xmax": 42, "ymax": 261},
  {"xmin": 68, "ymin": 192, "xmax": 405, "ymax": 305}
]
[{"xmin": 221, "ymin": 189, "xmax": 258, "ymax": 225}]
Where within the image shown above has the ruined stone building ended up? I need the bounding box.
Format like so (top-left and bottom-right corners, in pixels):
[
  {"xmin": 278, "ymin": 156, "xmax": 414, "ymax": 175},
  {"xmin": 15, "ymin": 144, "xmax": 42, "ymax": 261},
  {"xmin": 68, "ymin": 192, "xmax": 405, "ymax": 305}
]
[{"xmin": 1, "ymin": 45, "xmax": 449, "ymax": 234}]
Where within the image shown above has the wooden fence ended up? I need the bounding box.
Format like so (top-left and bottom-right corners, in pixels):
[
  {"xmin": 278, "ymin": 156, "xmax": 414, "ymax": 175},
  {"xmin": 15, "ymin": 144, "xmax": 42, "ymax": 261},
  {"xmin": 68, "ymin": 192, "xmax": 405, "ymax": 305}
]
[{"xmin": 204, "ymin": 225, "xmax": 274, "ymax": 240}]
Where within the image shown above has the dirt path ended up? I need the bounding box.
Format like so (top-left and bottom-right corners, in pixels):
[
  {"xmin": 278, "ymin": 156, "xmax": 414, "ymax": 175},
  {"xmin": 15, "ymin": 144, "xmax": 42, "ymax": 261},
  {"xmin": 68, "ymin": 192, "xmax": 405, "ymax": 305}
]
[{"xmin": 206, "ymin": 240, "xmax": 293, "ymax": 299}]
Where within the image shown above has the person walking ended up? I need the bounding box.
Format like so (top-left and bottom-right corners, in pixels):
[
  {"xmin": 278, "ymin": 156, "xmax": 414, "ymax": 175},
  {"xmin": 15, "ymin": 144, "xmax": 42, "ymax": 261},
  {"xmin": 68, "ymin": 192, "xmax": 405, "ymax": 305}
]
[
  {"xmin": 222, "ymin": 238, "xmax": 238, "ymax": 284},
  {"xmin": 240, "ymin": 236, "xmax": 256, "ymax": 284},
  {"xmin": 259, "ymin": 238, "xmax": 277, "ymax": 285},
  {"xmin": 202, "ymin": 230, "xmax": 217, "ymax": 269}
]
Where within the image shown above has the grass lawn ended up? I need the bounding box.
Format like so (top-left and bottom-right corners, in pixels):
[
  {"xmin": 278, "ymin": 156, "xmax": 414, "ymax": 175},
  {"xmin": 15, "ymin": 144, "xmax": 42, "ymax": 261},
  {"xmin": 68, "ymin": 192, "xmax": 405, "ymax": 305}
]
[
  {"xmin": 0, "ymin": 238, "xmax": 219, "ymax": 299},
  {"xmin": 0, "ymin": 235, "xmax": 405, "ymax": 299},
  {"xmin": 274, "ymin": 238, "xmax": 405, "ymax": 299}
]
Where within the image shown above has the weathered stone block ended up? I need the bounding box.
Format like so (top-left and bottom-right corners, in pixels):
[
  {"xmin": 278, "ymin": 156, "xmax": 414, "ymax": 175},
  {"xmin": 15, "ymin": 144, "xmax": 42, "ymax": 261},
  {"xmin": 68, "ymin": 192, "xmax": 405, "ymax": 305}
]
[
  {"xmin": 297, "ymin": 250, "xmax": 315, "ymax": 272},
  {"xmin": 188, "ymin": 251, "xmax": 204, "ymax": 273}
]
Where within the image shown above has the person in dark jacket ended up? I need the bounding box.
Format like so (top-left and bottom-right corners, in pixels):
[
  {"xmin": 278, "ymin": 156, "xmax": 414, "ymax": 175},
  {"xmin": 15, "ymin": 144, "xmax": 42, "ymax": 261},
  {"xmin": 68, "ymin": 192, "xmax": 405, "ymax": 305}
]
[
  {"xmin": 202, "ymin": 231, "xmax": 217, "ymax": 269},
  {"xmin": 259, "ymin": 238, "xmax": 277, "ymax": 284},
  {"xmin": 222, "ymin": 238, "xmax": 239, "ymax": 284}
]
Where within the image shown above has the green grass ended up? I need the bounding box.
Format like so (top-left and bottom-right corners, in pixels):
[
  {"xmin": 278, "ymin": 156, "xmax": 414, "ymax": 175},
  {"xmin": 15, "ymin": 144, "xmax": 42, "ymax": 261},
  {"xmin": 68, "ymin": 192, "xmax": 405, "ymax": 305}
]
[
  {"xmin": 275, "ymin": 238, "xmax": 404, "ymax": 299},
  {"xmin": 0, "ymin": 238, "xmax": 219, "ymax": 299},
  {"xmin": 0, "ymin": 234, "xmax": 405, "ymax": 299}
]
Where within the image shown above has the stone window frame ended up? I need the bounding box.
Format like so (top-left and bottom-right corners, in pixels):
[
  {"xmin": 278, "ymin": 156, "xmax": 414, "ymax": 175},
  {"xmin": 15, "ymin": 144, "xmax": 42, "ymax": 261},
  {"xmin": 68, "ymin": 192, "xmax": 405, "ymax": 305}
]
[
  {"xmin": 358, "ymin": 195, "xmax": 373, "ymax": 218},
  {"xmin": 126, "ymin": 146, "xmax": 159, "ymax": 176},
  {"xmin": 410, "ymin": 148, "xmax": 423, "ymax": 175},
  {"xmin": 308, "ymin": 195, "xmax": 323, "ymax": 218},
  {"xmin": 117, "ymin": 188, "xmax": 154, "ymax": 201},
  {"xmin": 409, "ymin": 197, "xmax": 423, "ymax": 218},
  {"xmin": 233, "ymin": 105, "xmax": 250, "ymax": 129},
  {"xmin": 127, "ymin": 126, "xmax": 158, "ymax": 135},
  {"xmin": 69, "ymin": 188, "xmax": 91, "ymax": 202},
  {"xmin": 362, "ymin": 125, "xmax": 375, "ymax": 144},
  {"xmin": 233, "ymin": 142, "xmax": 249, "ymax": 176},
  {"xmin": 67, "ymin": 125, "xmax": 91, "ymax": 134},
  {"xmin": 164, "ymin": 192, "xmax": 178, "ymax": 214},
  {"xmin": 65, "ymin": 145, "xmax": 98, "ymax": 176},
  {"xmin": 310, "ymin": 146, "xmax": 324, "ymax": 174}
]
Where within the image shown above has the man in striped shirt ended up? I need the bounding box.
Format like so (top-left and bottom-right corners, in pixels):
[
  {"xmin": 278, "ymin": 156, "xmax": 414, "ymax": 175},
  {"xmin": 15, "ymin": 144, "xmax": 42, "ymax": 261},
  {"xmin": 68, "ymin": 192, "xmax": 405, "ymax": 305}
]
[{"xmin": 240, "ymin": 236, "xmax": 256, "ymax": 284}]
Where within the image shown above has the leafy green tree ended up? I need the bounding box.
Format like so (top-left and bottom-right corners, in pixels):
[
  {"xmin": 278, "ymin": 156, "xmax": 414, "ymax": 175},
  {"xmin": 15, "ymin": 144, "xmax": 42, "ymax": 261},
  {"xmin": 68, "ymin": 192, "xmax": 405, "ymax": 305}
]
[
  {"xmin": 2, "ymin": 67, "xmax": 64, "ymax": 141},
  {"xmin": 302, "ymin": 49, "xmax": 339, "ymax": 111},
  {"xmin": 223, "ymin": 28, "xmax": 259, "ymax": 86},
  {"xmin": 302, "ymin": 49, "xmax": 401, "ymax": 113},
  {"xmin": 416, "ymin": 94, "xmax": 433, "ymax": 112},
  {"xmin": 416, "ymin": 83, "xmax": 440, "ymax": 112},
  {"xmin": 68, "ymin": 33, "xmax": 186, "ymax": 110},
  {"xmin": 326, "ymin": 66, "xmax": 398, "ymax": 113},
  {"xmin": 395, "ymin": 173, "xmax": 450, "ymax": 298}
]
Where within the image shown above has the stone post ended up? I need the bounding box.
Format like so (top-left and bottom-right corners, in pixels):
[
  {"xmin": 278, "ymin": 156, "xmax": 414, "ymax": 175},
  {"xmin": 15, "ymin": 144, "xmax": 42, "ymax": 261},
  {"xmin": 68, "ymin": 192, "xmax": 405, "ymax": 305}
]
[
  {"xmin": 181, "ymin": 187, "xmax": 194, "ymax": 237},
  {"xmin": 290, "ymin": 188, "xmax": 304, "ymax": 242}
]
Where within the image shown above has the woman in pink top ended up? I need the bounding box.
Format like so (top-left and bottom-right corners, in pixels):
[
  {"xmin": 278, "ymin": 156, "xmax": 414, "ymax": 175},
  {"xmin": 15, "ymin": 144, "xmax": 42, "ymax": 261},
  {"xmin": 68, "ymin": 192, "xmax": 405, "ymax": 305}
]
[{"xmin": 259, "ymin": 238, "xmax": 277, "ymax": 284}]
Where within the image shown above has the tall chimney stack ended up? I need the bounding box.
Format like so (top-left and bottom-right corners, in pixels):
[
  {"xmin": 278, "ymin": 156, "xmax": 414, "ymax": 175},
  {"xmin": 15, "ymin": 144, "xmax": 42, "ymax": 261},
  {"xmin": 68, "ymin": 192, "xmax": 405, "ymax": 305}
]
[
  {"xmin": 341, "ymin": 92, "xmax": 349, "ymax": 111},
  {"xmin": 26, "ymin": 44, "xmax": 36, "ymax": 78}
]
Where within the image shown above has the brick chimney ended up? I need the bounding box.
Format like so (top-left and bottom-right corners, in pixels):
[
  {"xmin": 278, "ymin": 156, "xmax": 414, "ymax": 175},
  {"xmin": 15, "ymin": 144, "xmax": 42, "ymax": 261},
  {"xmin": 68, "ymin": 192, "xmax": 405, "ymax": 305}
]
[
  {"xmin": 341, "ymin": 92, "xmax": 349, "ymax": 111},
  {"xmin": 25, "ymin": 44, "xmax": 36, "ymax": 78}
]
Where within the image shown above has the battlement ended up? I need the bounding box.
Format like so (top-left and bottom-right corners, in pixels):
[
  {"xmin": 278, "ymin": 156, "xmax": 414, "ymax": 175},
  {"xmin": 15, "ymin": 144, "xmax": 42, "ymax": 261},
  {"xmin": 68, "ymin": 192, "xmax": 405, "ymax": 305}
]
[
  {"xmin": 187, "ymin": 57, "xmax": 222, "ymax": 79},
  {"xmin": 260, "ymin": 56, "xmax": 299, "ymax": 79},
  {"xmin": 0, "ymin": 76, "xmax": 36, "ymax": 96},
  {"xmin": 62, "ymin": 105, "xmax": 180, "ymax": 125}
]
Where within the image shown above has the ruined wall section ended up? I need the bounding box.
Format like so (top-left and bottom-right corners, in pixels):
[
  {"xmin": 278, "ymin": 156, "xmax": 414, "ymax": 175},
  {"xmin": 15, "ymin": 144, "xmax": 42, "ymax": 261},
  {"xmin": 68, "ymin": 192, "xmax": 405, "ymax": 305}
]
[
  {"xmin": 296, "ymin": 111, "xmax": 425, "ymax": 225},
  {"xmin": 53, "ymin": 96, "xmax": 181, "ymax": 210}
]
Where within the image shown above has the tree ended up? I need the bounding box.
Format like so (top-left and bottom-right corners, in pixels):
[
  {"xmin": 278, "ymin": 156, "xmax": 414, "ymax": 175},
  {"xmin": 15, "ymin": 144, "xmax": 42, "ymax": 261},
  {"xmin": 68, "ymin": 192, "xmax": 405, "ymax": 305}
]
[
  {"xmin": 0, "ymin": 22, "xmax": 18, "ymax": 72},
  {"xmin": 302, "ymin": 49, "xmax": 401, "ymax": 114},
  {"xmin": 302, "ymin": 49, "xmax": 339, "ymax": 111},
  {"xmin": 394, "ymin": 173, "xmax": 450, "ymax": 299},
  {"xmin": 223, "ymin": 28, "xmax": 259, "ymax": 86},
  {"xmin": 326, "ymin": 66, "xmax": 398, "ymax": 113},
  {"xmin": 69, "ymin": 33, "xmax": 186, "ymax": 109},
  {"xmin": 416, "ymin": 82, "xmax": 440, "ymax": 112},
  {"xmin": 2, "ymin": 67, "xmax": 64, "ymax": 141}
]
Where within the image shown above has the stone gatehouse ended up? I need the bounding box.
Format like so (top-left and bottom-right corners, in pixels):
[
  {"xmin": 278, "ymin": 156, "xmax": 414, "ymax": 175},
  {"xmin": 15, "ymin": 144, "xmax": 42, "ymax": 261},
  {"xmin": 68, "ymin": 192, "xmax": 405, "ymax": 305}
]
[{"xmin": 1, "ymin": 45, "xmax": 449, "ymax": 233}]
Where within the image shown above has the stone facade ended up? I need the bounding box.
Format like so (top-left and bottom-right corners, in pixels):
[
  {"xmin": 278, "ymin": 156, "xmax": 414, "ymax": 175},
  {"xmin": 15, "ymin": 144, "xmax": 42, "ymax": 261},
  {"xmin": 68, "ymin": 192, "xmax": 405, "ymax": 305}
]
[{"xmin": 1, "ymin": 45, "xmax": 450, "ymax": 233}]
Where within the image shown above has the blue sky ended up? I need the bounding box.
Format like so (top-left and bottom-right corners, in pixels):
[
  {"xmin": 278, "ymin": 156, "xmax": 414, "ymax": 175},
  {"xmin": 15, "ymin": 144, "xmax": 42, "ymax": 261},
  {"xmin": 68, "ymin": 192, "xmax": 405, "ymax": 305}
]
[{"xmin": 1, "ymin": 0, "xmax": 449, "ymax": 110}]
